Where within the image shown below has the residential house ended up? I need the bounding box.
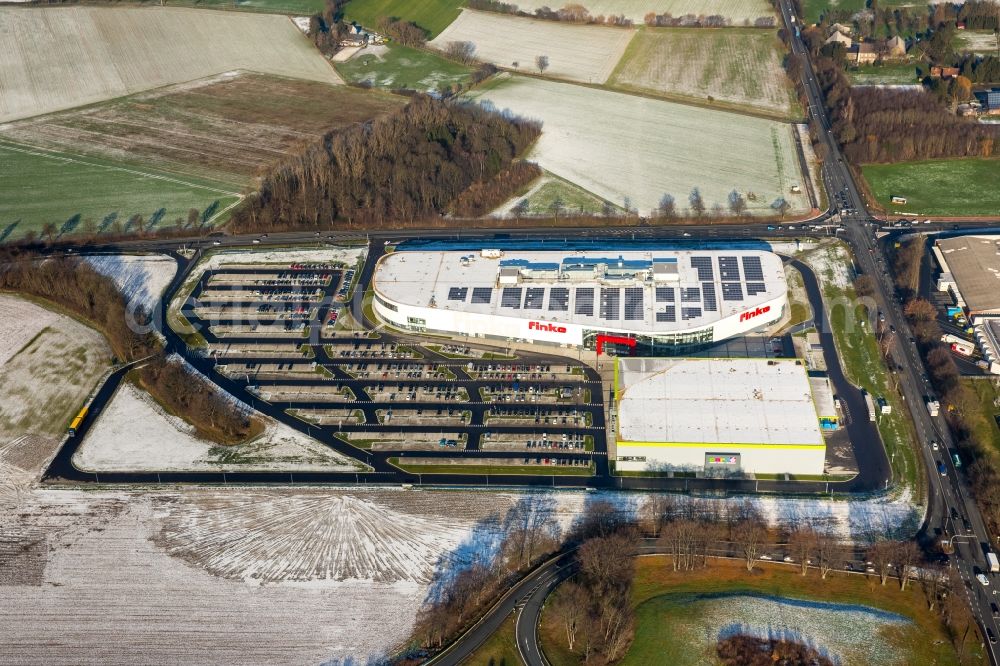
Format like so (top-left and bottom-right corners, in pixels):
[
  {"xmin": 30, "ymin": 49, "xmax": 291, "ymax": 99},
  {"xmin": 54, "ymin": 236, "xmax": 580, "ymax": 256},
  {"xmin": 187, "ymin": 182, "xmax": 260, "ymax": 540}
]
[
  {"xmin": 850, "ymin": 42, "xmax": 879, "ymax": 64},
  {"xmin": 829, "ymin": 22, "xmax": 853, "ymax": 36},
  {"xmin": 930, "ymin": 65, "xmax": 961, "ymax": 79},
  {"xmin": 885, "ymin": 35, "xmax": 906, "ymax": 57},
  {"xmin": 825, "ymin": 31, "xmax": 853, "ymax": 48}
]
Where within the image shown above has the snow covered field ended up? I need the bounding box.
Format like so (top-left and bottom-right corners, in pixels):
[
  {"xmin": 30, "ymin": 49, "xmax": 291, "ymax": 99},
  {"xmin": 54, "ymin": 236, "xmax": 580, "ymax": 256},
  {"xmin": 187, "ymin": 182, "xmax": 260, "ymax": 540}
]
[
  {"xmin": 85, "ymin": 253, "xmax": 176, "ymax": 314},
  {"xmin": 75, "ymin": 382, "xmax": 364, "ymax": 472},
  {"xmin": 0, "ymin": 295, "xmax": 110, "ymax": 443},
  {"xmin": 509, "ymin": 0, "xmax": 774, "ymax": 24},
  {"xmin": 430, "ymin": 10, "xmax": 635, "ymax": 83},
  {"xmin": 470, "ymin": 75, "xmax": 809, "ymax": 215},
  {"xmin": 0, "ymin": 6, "xmax": 341, "ymax": 123},
  {"xmin": 0, "ymin": 489, "xmax": 422, "ymax": 664}
]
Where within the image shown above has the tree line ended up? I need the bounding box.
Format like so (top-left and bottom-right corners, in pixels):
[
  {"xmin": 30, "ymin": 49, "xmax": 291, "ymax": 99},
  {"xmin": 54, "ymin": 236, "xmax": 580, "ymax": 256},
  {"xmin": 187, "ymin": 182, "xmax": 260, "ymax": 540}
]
[
  {"xmin": 894, "ymin": 238, "xmax": 1000, "ymax": 538},
  {"xmin": 813, "ymin": 56, "xmax": 998, "ymax": 163},
  {"xmin": 467, "ymin": 0, "xmax": 633, "ymax": 27},
  {"xmin": 307, "ymin": 0, "xmax": 350, "ymax": 56},
  {"xmin": 417, "ymin": 494, "xmax": 973, "ymax": 664},
  {"xmin": 229, "ymin": 95, "xmax": 541, "ymax": 233},
  {"xmin": 0, "ymin": 248, "xmax": 256, "ymax": 443}
]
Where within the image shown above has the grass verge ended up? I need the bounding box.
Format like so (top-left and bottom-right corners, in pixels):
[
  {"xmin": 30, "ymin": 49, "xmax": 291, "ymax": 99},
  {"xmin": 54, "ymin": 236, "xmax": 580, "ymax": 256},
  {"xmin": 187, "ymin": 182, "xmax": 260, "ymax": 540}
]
[
  {"xmin": 862, "ymin": 158, "xmax": 1000, "ymax": 217},
  {"xmin": 389, "ymin": 457, "xmax": 594, "ymax": 476},
  {"xmin": 541, "ymin": 556, "xmax": 977, "ymax": 666}
]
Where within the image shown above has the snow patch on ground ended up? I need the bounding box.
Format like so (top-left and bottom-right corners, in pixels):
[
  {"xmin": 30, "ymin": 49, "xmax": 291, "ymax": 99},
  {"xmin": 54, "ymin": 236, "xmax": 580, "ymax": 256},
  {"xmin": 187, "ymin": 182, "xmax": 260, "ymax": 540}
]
[
  {"xmin": 200, "ymin": 246, "xmax": 366, "ymax": 272},
  {"xmin": 75, "ymin": 382, "xmax": 364, "ymax": 472},
  {"xmin": 0, "ymin": 294, "xmax": 63, "ymax": 366},
  {"xmin": 799, "ymin": 240, "xmax": 854, "ymax": 291},
  {"xmin": 85, "ymin": 253, "xmax": 176, "ymax": 314},
  {"xmin": 676, "ymin": 593, "xmax": 909, "ymax": 665}
]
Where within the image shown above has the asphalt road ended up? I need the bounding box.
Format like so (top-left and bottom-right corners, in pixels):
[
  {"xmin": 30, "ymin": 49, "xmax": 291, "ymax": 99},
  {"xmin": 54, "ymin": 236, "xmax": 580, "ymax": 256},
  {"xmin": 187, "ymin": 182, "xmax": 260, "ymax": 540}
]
[{"xmin": 777, "ymin": 1, "xmax": 1000, "ymax": 659}]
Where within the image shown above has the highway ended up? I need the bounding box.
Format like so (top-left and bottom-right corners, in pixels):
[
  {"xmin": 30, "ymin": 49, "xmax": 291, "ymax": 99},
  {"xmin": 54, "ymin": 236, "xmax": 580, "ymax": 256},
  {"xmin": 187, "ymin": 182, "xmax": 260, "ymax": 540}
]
[{"xmin": 781, "ymin": 0, "xmax": 1000, "ymax": 658}]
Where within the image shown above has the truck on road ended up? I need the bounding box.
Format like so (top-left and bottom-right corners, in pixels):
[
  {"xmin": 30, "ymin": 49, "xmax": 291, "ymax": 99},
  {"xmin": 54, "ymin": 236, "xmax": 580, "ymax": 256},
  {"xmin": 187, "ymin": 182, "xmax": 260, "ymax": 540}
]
[
  {"xmin": 989, "ymin": 551, "xmax": 1000, "ymax": 573},
  {"xmin": 927, "ymin": 399, "xmax": 940, "ymax": 417}
]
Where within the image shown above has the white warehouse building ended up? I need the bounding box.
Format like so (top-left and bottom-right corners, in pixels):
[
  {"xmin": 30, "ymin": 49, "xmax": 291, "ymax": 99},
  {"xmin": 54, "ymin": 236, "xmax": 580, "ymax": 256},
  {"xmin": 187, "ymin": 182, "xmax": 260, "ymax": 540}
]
[
  {"xmin": 371, "ymin": 249, "xmax": 787, "ymax": 351},
  {"xmin": 614, "ymin": 357, "xmax": 827, "ymax": 476}
]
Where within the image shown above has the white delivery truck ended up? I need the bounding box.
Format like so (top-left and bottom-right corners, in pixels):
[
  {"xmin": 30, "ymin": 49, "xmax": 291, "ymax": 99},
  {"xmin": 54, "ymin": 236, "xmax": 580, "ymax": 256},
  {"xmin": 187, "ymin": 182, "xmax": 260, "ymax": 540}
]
[{"xmin": 988, "ymin": 551, "xmax": 999, "ymax": 573}]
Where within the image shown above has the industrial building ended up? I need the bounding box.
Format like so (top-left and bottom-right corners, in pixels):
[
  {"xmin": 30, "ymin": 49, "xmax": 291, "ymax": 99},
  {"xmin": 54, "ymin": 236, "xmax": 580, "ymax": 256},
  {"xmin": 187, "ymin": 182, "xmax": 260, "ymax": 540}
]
[
  {"xmin": 613, "ymin": 357, "xmax": 827, "ymax": 475},
  {"xmin": 934, "ymin": 236, "xmax": 1000, "ymax": 373},
  {"xmin": 371, "ymin": 249, "xmax": 787, "ymax": 351}
]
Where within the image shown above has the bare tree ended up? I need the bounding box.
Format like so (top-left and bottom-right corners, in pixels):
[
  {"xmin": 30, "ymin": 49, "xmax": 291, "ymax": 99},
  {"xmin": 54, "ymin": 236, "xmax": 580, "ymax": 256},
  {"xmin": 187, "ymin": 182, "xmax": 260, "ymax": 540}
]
[
  {"xmin": 894, "ymin": 540, "xmax": 921, "ymax": 590},
  {"xmin": 789, "ymin": 526, "xmax": 817, "ymax": 576},
  {"xmin": 727, "ymin": 189, "xmax": 747, "ymax": 216},
  {"xmin": 733, "ymin": 512, "xmax": 767, "ymax": 572},
  {"xmin": 657, "ymin": 193, "xmax": 676, "ymax": 219},
  {"xmin": 535, "ymin": 54, "xmax": 549, "ymax": 74},
  {"xmin": 814, "ymin": 531, "xmax": 844, "ymax": 580},
  {"xmin": 641, "ymin": 494, "xmax": 675, "ymax": 537},
  {"xmin": 550, "ymin": 580, "xmax": 588, "ymax": 652},
  {"xmin": 867, "ymin": 539, "xmax": 895, "ymax": 586},
  {"xmin": 688, "ymin": 187, "xmax": 705, "ymax": 217},
  {"xmin": 445, "ymin": 40, "xmax": 477, "ymax": 64}
]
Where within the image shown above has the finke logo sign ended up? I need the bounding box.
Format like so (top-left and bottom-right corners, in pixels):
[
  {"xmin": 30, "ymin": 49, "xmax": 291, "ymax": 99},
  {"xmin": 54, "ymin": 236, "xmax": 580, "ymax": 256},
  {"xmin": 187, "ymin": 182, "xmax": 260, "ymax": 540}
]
[
  {"xmin": 739, "ymin": 305, "xmax": 771, "ymax": 323},
  {"xmin": 528, "ymin": 321, "xmax": 567, "ymax": 334}
]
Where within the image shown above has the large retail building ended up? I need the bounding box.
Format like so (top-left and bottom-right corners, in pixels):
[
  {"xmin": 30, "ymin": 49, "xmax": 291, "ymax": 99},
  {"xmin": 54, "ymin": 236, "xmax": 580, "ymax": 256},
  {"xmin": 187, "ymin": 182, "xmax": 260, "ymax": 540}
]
[
  {"xmin": 614, "ymin": 357, "xmax": 827, "ymax": 475},
  {"xmin": 371, "ymin": 249, "xmax": 787, "ymax": 351}
]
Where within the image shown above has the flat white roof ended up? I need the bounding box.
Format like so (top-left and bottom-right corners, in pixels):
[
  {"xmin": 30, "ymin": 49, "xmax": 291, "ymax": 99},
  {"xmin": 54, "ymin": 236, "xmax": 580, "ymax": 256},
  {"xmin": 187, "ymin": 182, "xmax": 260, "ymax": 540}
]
[
  {"xmin": 936, "ymin": 236, "xmax": 1000, "ymax": 314},
  {"xmin": 809, "ymin": 376, "xmax": 836, "ymax": 418},
  {"xmin": 374, "ymin": 249, "xmax": 786, "ymax": 333},
  {"xmin": 616, "ymin": 357, "xmax": 824, "ymax": 446}
]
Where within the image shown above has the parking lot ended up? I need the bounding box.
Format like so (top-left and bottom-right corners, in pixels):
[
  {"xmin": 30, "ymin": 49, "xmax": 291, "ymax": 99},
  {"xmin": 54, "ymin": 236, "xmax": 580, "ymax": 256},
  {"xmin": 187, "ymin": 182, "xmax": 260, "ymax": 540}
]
[{"xmin": 179, "ymin": 260, "xmax": 605, "ymax": 475}]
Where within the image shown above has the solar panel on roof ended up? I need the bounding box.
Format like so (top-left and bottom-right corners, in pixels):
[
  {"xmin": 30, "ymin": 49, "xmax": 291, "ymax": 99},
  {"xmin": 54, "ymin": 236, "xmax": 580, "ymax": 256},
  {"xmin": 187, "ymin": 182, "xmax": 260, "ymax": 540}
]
[
  {"xmin": 471, "ymin": 287, "xmax": 493, "ymax": 304},
  {"xmin": 681, "ymin": 287, "xmax": 701, "ymax": 303},
  {"xmin": 691, "ymin": 256, "xmax": 714, "ymax": 281},
  {"xmin": 722, "ymin": 282, "xmax": 744, "ymax": 301},
  {"xmin": 656, "ymin": 307, "xmax": 676, "ymax": 323},
  {"xmin": 681, "ymin": 307, "xmax": 702, "ymax": 320},
  {"xmin": 548, "ymin": 287, "xmax": 569, "ymax": 311},
  {"xmin": 718, "ymin": 256, "xmax": 741, "ymax": 281},
  {"xmin": 447, "ymin": 287, "xmax": 468, "ymax": 302},
  {"xmin": 600, "ymin": 288, "xmax": 621, "ymax": 320},
  {"xmin": 575, "ymin": 288, "xmax": 595, "ymax": 316},
  {"xmin": 655, "ymin": 286, "xmax": 674, "ymax": 302},
  {"xmin": 746, "ymin": 282, "xmax": 767, "ymax": 296},
  {"xmin": 742, "ymin": 256, "xmax": 764, "ymax": 281},
  {"xmin": 702, "ymin": 282, "xmax": 717, "ymax": 312},
  {"xmin": 524, "ymin": 287, "xmax": 545, "ymax": 309},
  {"xmin": 501, "ymin": 287, "xmax": 523, "ymax": 309},
  {"xmin": 624, "ymin": 287, "xmax": 644, "ymax": 321}
]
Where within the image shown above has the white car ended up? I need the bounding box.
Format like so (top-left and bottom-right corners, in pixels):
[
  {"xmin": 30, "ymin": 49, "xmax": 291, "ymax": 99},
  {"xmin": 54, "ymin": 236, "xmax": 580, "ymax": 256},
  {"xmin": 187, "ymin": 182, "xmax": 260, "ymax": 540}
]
[
  {"xmin": 932, "ymin": 441, "xmax": 939, "ymax": 451},
  {"xmin": 783, "ymin": 556, "xmax": 795, "ymax": 563},
  {"xmin": 759, "ymin": 554, "xmax": 773, "ymax": 561},
  {"xmin": 978, "ymin": 573, "xmax": 991, "ymax": 587}
]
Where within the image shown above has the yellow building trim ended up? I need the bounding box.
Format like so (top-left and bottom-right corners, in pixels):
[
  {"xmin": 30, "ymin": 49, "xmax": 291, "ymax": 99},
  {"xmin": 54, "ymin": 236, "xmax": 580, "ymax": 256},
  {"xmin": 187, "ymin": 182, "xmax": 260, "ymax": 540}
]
[{"xmin": 616, "ymin": 440, "xmax": 824, "ymax": 450}]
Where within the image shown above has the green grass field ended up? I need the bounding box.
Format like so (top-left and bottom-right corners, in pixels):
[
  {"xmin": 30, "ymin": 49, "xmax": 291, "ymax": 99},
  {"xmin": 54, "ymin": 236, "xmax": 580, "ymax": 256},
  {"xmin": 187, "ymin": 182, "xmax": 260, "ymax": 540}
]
[
  {"xmin": 511, "ymin": 175, "xmax": 615, "ymax": 216},
  {"xmin": 0, "ymin": 139, "xmax": 241, "ymax": 242},
  {"xmin": 963, "ymin": 378, "xmax": 1000, "ymax": 454},
  {"xmin": 335, "ymin": 44, "xmax": 471, "ymax": 92},
  {"xmin": 802, "ymin": 0, "xmax": 913, "ymax": 25},
  {"xmin": 847, "ymin": 62, "xmax": 922, "ymax": 85},
  {"xmin": 862, "ymin": 158, "xmax": 1000, "ymax": 217},
  {"xmin": 344, "ymin": 0, "xmax": 465, "ymax": 37},
  {"xmin": 540, "ymin": 558, "xmax": 977, "ymax": 666}
]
